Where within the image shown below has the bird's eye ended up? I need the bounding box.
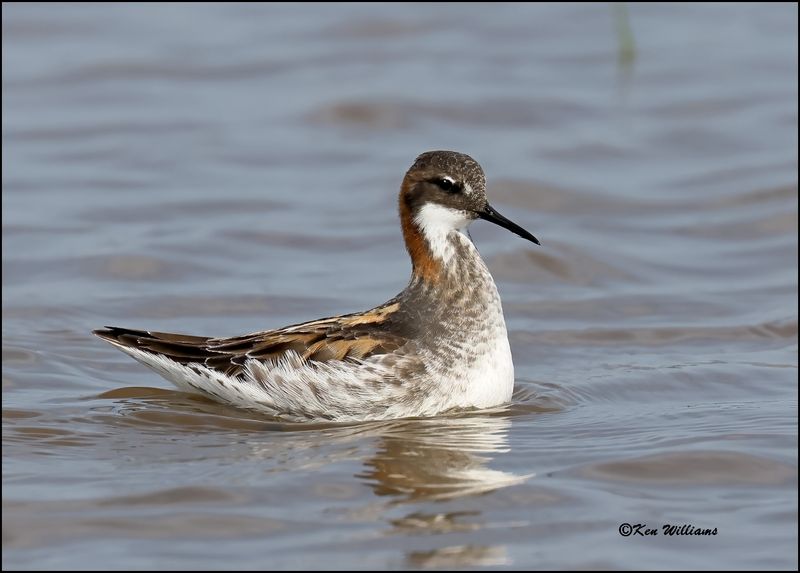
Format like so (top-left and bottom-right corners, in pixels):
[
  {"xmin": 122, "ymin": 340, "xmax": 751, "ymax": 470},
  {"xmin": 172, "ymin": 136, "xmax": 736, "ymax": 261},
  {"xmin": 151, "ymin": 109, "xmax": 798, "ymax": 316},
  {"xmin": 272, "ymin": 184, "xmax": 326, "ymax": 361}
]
[{"xmin": 432, "ymin": 177, "xmax": 460, "ymax": 193}]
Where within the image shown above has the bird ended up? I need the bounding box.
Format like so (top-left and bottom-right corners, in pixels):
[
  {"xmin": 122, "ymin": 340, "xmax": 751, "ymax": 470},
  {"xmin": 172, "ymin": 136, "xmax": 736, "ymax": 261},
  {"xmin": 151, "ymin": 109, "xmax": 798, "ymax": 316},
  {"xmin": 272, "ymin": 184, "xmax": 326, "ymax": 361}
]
[{"xmin": 94, "ymin": 150, "xmax": 540, "ymax": 422}]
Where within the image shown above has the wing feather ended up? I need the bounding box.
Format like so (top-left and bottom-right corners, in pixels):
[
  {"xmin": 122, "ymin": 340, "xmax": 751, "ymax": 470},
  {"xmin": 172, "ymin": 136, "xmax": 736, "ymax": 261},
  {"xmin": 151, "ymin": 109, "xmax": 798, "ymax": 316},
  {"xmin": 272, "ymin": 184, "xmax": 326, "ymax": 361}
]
[{"xmin": 93, "ymin": 302, "xmax": 407, "ymax": 378}]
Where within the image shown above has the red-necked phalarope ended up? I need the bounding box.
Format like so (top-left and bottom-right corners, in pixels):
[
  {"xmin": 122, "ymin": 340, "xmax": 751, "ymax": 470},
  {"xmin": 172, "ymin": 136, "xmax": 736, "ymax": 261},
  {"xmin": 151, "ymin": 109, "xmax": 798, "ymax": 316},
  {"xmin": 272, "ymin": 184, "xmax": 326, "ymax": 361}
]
[{"xmin": 94, "ymin": 150, "xmax": 540, "ymax": 422}]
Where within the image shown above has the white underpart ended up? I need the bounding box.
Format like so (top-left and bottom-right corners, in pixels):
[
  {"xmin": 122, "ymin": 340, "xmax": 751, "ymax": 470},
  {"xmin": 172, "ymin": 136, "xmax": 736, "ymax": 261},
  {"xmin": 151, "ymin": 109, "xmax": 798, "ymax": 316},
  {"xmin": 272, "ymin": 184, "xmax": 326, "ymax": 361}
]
[
  {"xmin": 436, "ymin": 272, "xmax": 515, "ymax": 409},
  {"xmin": 414, "ymin": 203, "xmax": 472, "ymax": 264},
  {"xmin": 458, "ymin": 325, "xmax": 515, "ymax": 407},
  {"xmin": 107, "ymin": 344, "xmax": 430, "ymax": 422},
  {"xmin": 413, "ymin": 202, "xmax": 515, "ymax": 409},
  {"xmin": 108, "ymin": 324, "xmax": 513, "ymax": 421}
]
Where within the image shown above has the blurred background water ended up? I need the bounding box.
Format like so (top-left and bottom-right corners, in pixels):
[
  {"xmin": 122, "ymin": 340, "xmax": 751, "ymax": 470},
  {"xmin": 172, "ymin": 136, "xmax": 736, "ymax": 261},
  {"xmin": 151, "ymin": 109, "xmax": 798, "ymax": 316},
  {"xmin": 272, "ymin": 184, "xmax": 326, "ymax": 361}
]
[{"xmin": 2, "ymin": 2, "xmax": 797, "ymax": 570}]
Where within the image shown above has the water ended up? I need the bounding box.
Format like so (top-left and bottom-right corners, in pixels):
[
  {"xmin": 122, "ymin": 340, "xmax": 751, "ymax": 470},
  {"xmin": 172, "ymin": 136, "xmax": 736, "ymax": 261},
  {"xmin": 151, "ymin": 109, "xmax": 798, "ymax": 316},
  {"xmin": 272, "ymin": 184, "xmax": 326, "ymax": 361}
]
[{"xmin": 2, "ymin": 3, "xmax": 797, "ymax": 570}]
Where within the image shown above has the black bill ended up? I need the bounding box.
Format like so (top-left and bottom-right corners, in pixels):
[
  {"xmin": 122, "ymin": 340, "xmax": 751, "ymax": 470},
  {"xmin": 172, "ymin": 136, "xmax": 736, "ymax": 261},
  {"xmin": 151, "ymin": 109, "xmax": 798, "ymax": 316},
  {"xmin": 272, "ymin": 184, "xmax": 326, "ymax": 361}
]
[{"xmin": 478, "ymin": 204, "xmax": 540, "ymax": 245}]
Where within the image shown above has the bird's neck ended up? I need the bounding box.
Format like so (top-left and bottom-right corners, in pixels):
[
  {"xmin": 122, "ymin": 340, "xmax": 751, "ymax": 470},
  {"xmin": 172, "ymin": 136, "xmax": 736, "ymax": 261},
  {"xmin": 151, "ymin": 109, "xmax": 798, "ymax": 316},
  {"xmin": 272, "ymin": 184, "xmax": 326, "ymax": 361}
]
[
  {"xmin": 400, "ymin": 201, "xmax": 495, "ymax": 298},
  {"xmin": 400, "ymin": 200, "xmax": 443, "ymax": 284}
]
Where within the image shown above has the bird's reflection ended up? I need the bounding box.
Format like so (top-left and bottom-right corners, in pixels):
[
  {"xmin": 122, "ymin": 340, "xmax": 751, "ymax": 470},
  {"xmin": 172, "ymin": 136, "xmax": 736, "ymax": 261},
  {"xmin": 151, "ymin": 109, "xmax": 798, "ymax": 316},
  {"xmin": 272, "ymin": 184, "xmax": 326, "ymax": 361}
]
[
  {"xmin": 356, "ymin": 415, "xmax": 526, "ymax": 568},
  {"xmin": 406, "ymin": 544, "xmax": 510, "ymax": 568},
  {"xmin": 99, "ymin": 388, "xmax": 537, "ymax": 569},
  {"xmin": 356, "ymin": 414, "xmax": 530, "ymax": 502},
  {"xmin": 99, "ymin": 387, "xmax": 530, "ymax": 503}
]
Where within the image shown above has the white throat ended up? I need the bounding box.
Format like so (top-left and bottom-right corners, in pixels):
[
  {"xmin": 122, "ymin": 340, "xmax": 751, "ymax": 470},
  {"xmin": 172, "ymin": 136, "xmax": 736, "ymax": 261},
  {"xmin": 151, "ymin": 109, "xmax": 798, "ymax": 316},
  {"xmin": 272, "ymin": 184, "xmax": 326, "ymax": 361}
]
[{"xmin": 414, "ymin": 203, "xmax": 473, "ymax": 263}]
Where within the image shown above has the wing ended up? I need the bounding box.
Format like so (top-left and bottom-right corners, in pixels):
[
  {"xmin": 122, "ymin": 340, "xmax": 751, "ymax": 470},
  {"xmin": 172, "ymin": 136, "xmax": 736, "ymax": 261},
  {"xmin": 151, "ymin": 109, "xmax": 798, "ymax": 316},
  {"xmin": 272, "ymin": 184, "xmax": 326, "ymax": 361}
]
[{"xmin": 93, "ymin": 302, "xmax": 407, "ymax": 378}]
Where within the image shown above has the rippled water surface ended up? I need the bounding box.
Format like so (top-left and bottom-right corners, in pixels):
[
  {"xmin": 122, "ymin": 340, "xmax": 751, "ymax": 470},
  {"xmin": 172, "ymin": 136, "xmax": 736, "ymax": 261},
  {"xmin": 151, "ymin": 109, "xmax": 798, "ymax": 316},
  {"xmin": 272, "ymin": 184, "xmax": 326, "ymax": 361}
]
[{"xmin": 3, "ymin": 3, "xmax": 797, "ymax": 570}]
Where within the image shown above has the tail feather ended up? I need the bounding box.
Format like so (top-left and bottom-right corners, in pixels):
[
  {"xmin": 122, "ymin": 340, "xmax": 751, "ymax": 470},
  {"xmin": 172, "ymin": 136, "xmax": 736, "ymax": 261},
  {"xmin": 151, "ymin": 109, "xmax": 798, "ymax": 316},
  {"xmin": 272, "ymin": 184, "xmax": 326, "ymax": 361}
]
[{"xmin": 93, "ymin": 326, "xmax": 214, "ymax": 364}]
